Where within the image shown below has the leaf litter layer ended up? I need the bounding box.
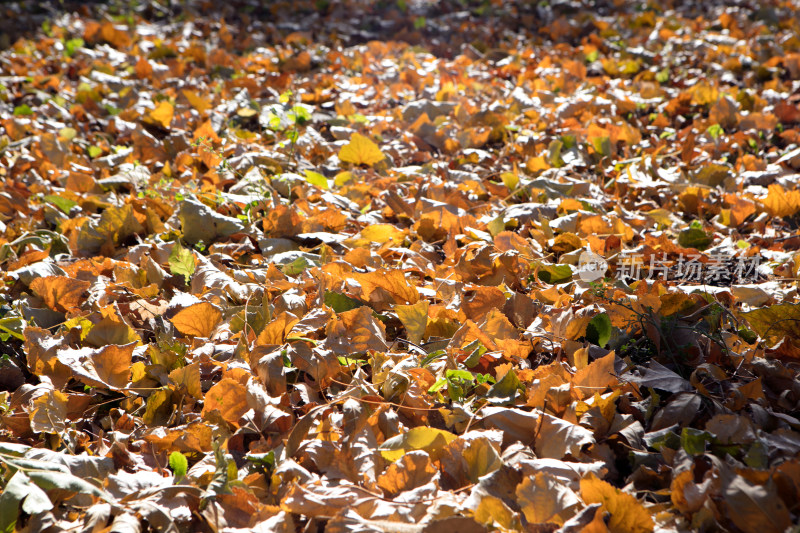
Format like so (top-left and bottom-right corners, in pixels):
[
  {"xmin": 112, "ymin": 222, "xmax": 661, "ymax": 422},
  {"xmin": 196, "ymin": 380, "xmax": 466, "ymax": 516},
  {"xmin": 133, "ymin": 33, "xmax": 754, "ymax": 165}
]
[{"xmin": 1, "ymin": 0, "xmax": 800, "ymax": 531}]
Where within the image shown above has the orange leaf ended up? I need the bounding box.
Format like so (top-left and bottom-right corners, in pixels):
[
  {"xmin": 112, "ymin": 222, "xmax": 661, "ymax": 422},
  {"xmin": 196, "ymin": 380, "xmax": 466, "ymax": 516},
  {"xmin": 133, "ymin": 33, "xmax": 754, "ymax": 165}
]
[
  {"xmin": 170, "ymin": 302, "xmax": 222, "ymax": 338},
  {"xmin": 351, "ymin": 269, "xmax": 419, "ymax": 307},
  {"xmin": 759, "ymin": 184, "xmax": 800, "ymax": 218},
  {"xmin": 30, "ymin": 276, "xmax": 91, "ymax": 313},
  {"xmin": 338, "ymin": 133, "xmax": 385, "ymax": 166},
  {"xmin": 202, "ymin": 378, "xmax": 249, "ymax": 426},
  {"xmin": 580, "ymin": 473, "xmax": 654, "ymax": 533},
  {"xmin": 376, "ymin": 450, "xmax": 437, "ymax": 497},
  {"xmin": 56, "ymin": 342, "xmax": 135, "ymax": 390}
]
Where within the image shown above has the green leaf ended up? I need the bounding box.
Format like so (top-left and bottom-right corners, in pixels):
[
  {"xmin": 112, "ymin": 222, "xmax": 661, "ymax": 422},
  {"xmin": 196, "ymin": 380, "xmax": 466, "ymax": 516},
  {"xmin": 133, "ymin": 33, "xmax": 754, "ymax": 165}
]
[
  {"xmin": 643, "ymin": 427, "xmax": 680, "ymax": 451},
  {"xmin": 547, "ymin": 139, "xmax": 565, "ymax": 168},
  {"xmin": 707, "ymin": 124, "xmax": 724, "ymax": 140},
  {"xmin": 428, "ymin": 378, "xmax": 447, "ymax": 394},
  {"xmin": 43, "ymin": 194, "xmax": 77, "ymax": 214},
  {"xmin": 586, "ymin": 313, "xmax": 612, "ymax": 347},
  {"xmin": 169, "ymin": 451, "xmax": 188, "ymax": 480},
  {"xmin": 304, "ymin": 170, "xmax": 329, "ymax": 189},
  {"xmin": 0, "ymin": 472, "xmax": 52, "ymax": 533},
  {"xmin": 26, "ymin": 470, "xmax": 106, "ymax": 498},
  {"xmin": 446, "ymin": 369, "xmax": 475, "ymax": 382},
  {"xmin": 487, "ymin": 216, "xmax": 505, "ymax": 237},
  {"xmin": 677, "ymin": 227, "xmax": 713, "ymax": 250},
  {"xmin": 535, "ymin": 263, "xmax": 573, "ymax": 284},
  {"xmin": 323, "ymin": 291, "xmax": 361, "ymax": 313},
  {"xmin": 0, "ymin": 317, "xmax": 25, "ymax": 341},
  {"xmin": 681, "ymin": 427, "xmax": 713, "ymax": 456},
  {"xmin": 88, "ymin": 145, "xmax": 103, "ymax": 158},
  {"xmin": 486, "ymin": 368, "xmax": 522, "ymax": 405},
  {"xmin": 13, "ymin": 104, "xmax": 33, "ymax": 116},
  {"xmin": 169, "ymin": 241, "xmax": 196, "ymax": 283},
  {"xmin": 281, "ymin": 256, "xmax": 310, "ymax": 276},
  {"xmin": 64, "ymin": 38, "xmax": 84, "ymax": 57},
  {"xmin": 245, "ymin": 451, "xmax": 275, "ymax": 471},
  {"xmin": 742, "ymin": 303, "xmax": 800, "ymax": 345}
]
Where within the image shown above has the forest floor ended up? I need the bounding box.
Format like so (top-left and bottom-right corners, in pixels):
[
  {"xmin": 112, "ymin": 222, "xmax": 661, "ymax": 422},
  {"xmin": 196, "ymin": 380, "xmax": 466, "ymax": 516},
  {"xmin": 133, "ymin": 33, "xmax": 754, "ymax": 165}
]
[{"xmin": 1, "ymin": 0, "xmax": 800, "ymax": 531}]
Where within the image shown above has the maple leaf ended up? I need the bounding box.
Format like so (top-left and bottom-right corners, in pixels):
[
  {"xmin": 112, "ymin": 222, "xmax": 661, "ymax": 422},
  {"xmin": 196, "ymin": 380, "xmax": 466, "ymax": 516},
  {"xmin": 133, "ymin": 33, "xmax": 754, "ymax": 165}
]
[{"xmin": 338, "ymin": 133, "xmax": 385, "ymax": 166}]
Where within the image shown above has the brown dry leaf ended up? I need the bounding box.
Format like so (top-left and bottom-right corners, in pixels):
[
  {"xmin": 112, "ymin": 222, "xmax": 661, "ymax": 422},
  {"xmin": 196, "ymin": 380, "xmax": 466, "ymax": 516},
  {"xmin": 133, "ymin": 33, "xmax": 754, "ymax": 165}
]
[
  {"xmin": 580, "ymin": 473, "xmax": 654, "ymax": 533},
  {"xmin": 56, "ymin": 342, "xmax": 136, "ymax": 390},
  {"xmin": 170, "ymin": 302, "xmax": 222, "ymax": 338},
  {"xmin": 24, "ymin": 327, "xmax": 72, "ymax": 389},
  {"xmin": 516, "ymin": 472, "xmax": 580, "ymax": 525},
  {"xmin": 29, "ymin": 276, "xmax": 91, "ymax": 313},
  {"xmin": 535, "ymin": 413, "xmax": 595, "ymax": 459},
  {"xmin": 202, "ymin": 378, "xmax": 249, "ymax": 426},
  {"xmin": 144, "ymin": 422, "xmax": 213, "ymax": 453},
  {"xmin": 720, "ymin": 471, "xmax": 791, "ymax": 533},
  {"xmin": 325, "ymin": 306, "xmax": 389, "ymax": 354}
]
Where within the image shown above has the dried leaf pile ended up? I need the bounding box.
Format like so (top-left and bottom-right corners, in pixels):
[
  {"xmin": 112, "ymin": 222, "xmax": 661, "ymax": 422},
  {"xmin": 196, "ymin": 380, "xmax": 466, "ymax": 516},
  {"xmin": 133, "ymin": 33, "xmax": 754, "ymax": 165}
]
[{"xmin": 1, "ymin": 0, "xmax": 800, "ymax": 531}]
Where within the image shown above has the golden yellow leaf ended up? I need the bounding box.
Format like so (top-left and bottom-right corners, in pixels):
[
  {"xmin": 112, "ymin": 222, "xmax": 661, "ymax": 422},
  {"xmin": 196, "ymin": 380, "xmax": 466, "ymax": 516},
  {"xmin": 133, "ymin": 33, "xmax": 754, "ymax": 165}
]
[
  {"xmin": 580, "ymin": 473, "xmax": 654, "ymax": 533},
  {"xmin": 256, "ymin": 312, "xmax": 300, "ymax": 346},
  {"xmin": 378, "ymin": 427, "xmax": 457, "ymax": 462},
  {"xmin": 84, "ymin": 315, "xmax": 141, "ymax": 347},
  {"xmin": 463, "ymin": 437, "xmax": 503, "ymax": 483},
  {"xmin": 516, "ymin": 472, "xmax": 580, "ymax": 525},
  {"xmin": 742, "ymin": 303, "xmax": 800, "ymax": 345},
  {"xmin": 359, "ymin": 224, "xmax": 406, "ymax": 245},
  {"xmin": 395, "ymin": 300, "xmax": 429, "ymax": 345},
  {"xmin": 474, "ymin": 494, "xmax": 520, "ymax": 530},
  {"xmin": 182, "ymin": 89, "xmax": 212, "ymax": 112},
  {"xmin": 338, "ymin": 132, "xmax": 385, "ymax": 166},
  {"xmin": 351, "ymin": 269, "xmax": 419, "ymax": 306},
  {"xmin": 31, "ymin": 389, "xmax": 68, "ymax": 435},
  {"xmin": 169, "ymin": 363, "xmax": 202, "ymax": 399},
  {"xmin": 572, "ymin": 351, "xmax": 617, "ymax": 400},
  {"xmin": 170, "ymin": 302, "xmax": 222, "ymax": 338},
  {"xmin": 147, "ymin": 100, "xmax": 174, "ymax": 128},
  {"xmin": 759, "ymin": 184, "xmax": 800, "ymax": 218},
  {"xmin": 202, "ymin": 378, "xmax": 249, "ymax": 426},
  {"xmin": 30, "ymin": 276, "xmax": 91, "ymax": 313},
  {"xmin": 376, "ymin": 450, "xmax": 437, "ymax": 497}
]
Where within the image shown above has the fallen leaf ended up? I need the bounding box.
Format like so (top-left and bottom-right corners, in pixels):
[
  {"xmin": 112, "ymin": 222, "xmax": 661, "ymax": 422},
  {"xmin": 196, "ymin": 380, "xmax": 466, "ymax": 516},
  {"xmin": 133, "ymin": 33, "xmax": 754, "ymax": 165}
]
[
  {"xmin": 170, "ymin": 302, "xmax": 222, "ymax": 338},
  {"xmin": 338, "ymin": 133, "xmax": 385, "ymax": 166}
]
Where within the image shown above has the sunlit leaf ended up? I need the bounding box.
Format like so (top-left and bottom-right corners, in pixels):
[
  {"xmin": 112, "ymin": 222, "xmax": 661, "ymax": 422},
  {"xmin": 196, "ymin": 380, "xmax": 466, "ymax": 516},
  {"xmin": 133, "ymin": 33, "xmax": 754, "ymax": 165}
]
[{"xmin": 338, "ymin": 133, "xmax": 385, "ymax": 166}]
